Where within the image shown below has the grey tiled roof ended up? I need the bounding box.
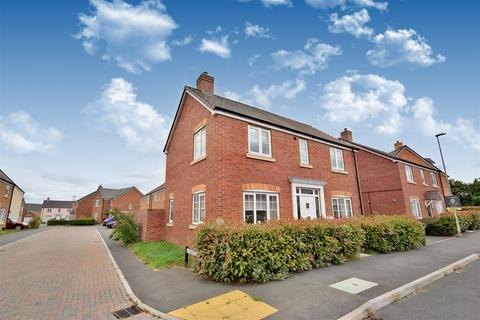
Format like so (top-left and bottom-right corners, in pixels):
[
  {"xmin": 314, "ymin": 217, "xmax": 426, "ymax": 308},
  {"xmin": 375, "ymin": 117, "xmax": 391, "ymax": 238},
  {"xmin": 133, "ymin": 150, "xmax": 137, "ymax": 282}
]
[
  {"xmin": 42, "ymin": 200, "xmax": 74, "ymax": 209},
  {"xmin": 145, "ymin": 183, "xmax": 165, "ymax": 195},
  {"xmin": 99, "ymin": 187, "xmax": 134, "ymax": 199},
  {"xmin": 0, "ymin": 169, "xmax": 14, "ymax": 184},
  {"xmin": 25, "ymin": 203, "xmax": 42, "ymax": 212},
  {"xmin": 185, "ymin": 86, "xmax": 354, "ymax": 149}
]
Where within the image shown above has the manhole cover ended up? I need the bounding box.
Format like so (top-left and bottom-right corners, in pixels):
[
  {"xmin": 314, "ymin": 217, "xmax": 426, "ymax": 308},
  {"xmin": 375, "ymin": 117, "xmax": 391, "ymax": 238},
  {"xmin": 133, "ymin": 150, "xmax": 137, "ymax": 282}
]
[
  {"xmin": 330, "ymin": 277, "xmax": 378, "ymax": 294},
  {"xmin": 112, "ymin": 305, "xmax": 142, "ymax": 319}
]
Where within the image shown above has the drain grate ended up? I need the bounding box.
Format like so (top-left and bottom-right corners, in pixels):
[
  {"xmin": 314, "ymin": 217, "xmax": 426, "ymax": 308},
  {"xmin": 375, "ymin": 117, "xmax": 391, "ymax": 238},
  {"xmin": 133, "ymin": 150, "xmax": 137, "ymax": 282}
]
[{"xmin": 112, "ymin": 305, "xmax": 142, "ymax": 319}]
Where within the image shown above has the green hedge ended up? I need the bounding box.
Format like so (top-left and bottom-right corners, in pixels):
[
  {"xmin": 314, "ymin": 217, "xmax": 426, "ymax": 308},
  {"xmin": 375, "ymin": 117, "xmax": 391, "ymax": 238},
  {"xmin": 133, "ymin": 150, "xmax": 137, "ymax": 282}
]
[
  {"xmin": 423, "ymin": 212, "xmax": 480, "ymax": 236},
  {"xmin": 193, "ymin": 216, "xmax": 425, "ymax": 283},
  {"xmin": 359, "ymin": 216, "xmax": 425, "ymax": 253},
  {"xmin": 47, "ymin": 218, "xmax": 96, "ymax": 226}
]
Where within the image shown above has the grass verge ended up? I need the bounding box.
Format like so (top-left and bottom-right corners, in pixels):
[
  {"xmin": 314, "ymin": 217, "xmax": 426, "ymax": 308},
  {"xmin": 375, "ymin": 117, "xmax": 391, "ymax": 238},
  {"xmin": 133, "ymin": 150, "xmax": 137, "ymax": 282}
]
[
  {"xmin": 129, "ymin": 241, "xmax": 185, "ymax": 269},
  {"xmin": 0, "ymin": 229, "xmax": 20, "ymax": 236}
]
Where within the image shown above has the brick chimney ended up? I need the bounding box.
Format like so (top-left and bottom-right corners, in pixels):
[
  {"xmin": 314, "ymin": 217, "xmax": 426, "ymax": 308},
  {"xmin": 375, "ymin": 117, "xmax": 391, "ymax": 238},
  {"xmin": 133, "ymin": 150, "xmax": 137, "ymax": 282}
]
[
  {"xmin": 196, "ymin": 72, "xmax": 214, "ymax": 94},
  {"xmin": 394, "ymin": 140, "xmax": 403, "ymax": 150},
  {"xmin": 340, "ymin": 128, "xmax": 353, "ymax": 142}
]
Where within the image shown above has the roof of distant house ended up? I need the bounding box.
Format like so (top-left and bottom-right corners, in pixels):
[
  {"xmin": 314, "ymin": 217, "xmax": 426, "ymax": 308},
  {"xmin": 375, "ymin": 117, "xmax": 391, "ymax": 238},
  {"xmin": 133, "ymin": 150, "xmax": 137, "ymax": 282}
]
[
  {"xmin": 99, "ymin": 186, "xmax": 138, "ymax": 199},
  {"xmin": 145, "ymin": 183, "xmax": 165, "ymax": 196},
  {"xmin": 25, "ymin": 203, "xmax": 42, "ymax": 212},
  {"xmin": 0, "ymin": 169, "xmax": 14, "ymax": 184},
  {"xmin": 176, "ymin": 86, "xmax": 355, "ymax": 150},
  {"xmin": 42, "ymin": 200, "xmax": 75, "ymax": 209}
]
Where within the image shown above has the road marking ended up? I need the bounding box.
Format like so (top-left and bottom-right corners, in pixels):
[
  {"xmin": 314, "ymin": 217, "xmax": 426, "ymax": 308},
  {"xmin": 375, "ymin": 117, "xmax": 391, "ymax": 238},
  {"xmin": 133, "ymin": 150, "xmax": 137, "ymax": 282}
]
[{"xmin": 426, "ymin": 237, "xmax": 456, "ymax": 246}]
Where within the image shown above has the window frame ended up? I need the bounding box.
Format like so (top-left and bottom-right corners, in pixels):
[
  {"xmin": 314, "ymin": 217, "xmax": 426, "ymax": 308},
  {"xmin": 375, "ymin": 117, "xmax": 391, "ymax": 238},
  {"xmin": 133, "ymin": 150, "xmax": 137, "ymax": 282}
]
[
  {"xmin": 168, "ymin": 199, "xmax": 174, "ymax": 224},
  {"xmin": 420, "ymin": 169, "xmax": 427, "ymax": 185},
  {"xmin": 95, "ymin": 199, "xmax": 100, "ymax": 208},
  {"xmin": 405, "ymin": 165, "xmax": 414, "ymax": 183},
  {"xmin": 192, "ymin": 192, "xmax": 206, "ymax": 225},
  {"xmin": 431, "ymin": 172, "xmax": 439, "ymax": 187},
  {"xmin": 299, "ymin": 139, "xmax": 310, "ymax": 165},
  {"xmin": 4, "ymin": 185, "xmax": 10, "ymax": 198},
  {"xmin": 247, "ymin": 125, "xmax": 272, "ymax": 158},
  {"xmin": 330, "ymin": 147, "xmax": 345, "ymax": 171},
  {"xmin": 331, "ymin": 197, "xmax": 353, "ymax": 219},
  {"xmin": 193, "ymin": 126, "xmax": 207, "ymax": 160},
  {"xmin": 435, "ymin": 200, "xmax": 444, "ymax": 214},
  {"xmin": 243, "ymin": 192, "xmax": 279, "ymax": 224},
  {"xmin": 128, "ymin": 203, "xmax": 132, "ymax": 210},
  {"xmin": 410, "ymin": 199, "xmax": 422, "ymax": 219}
]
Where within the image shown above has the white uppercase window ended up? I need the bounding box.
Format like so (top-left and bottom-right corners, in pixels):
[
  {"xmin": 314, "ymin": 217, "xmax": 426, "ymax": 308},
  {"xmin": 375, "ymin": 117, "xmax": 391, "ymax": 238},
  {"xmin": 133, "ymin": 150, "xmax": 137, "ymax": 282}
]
[
  {"xmin": 95, "ymin": 200, "xmax": 100, "ymax": 207},
  {"xmin": 248, "ymin": 126, "xmax": 271, "ymax": 157},
  {"xmin": 168, "ymin": 199, "xmax": 174, "ymax": 223},
  {"xmin": 193, "ymin": 126, "xmax": 207, "ymax": 160},
  {"xmin": 330, "ymin": 148, "xmax": 345, "ymax": 171},
  {"xmin": 420, "ymin": 170, "xmax": 426, "ymax": 185},
  {"xmin": 405, "ymin": 165, "xmax": 414, "ymax": 183},
  {"xmin": 431, "ymin": 172, "xmax": 439, "ymax": 187},
  {"xmin": 192, "ymin": 193, "xmax": 205, "ymax": 224},
  {"xmin": 299, "ymin": 139, "xmax": 309, "ymax": 165}
]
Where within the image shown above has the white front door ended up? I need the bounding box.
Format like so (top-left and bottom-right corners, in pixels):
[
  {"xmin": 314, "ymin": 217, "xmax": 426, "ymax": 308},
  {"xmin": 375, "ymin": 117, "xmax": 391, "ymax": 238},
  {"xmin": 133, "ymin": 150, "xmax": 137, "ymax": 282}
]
[{"xmin": 299, "ymin": 195, "xmax": 317, "ymax": 219}]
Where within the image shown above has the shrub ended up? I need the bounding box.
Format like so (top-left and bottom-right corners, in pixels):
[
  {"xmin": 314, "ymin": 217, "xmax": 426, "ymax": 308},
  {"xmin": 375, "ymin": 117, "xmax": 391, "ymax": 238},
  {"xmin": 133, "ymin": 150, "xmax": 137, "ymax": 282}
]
[
  {"xmin": 359, "ymin": 216, "xmax": 425, "ymax": 253},
  {"xmin": 110, "ymin": 211, "xmax": 139, "ymax": 244},
  {"xmin": 47, "ymin": 218, "xmax": 95, "ymax": 226},
  {"xmin": 423, "ymin": 211, "xmax": 480, "ymax": 236},
  {"xmin": 28, "ymin": 217, "xmax": 41, "ymax": 229}
]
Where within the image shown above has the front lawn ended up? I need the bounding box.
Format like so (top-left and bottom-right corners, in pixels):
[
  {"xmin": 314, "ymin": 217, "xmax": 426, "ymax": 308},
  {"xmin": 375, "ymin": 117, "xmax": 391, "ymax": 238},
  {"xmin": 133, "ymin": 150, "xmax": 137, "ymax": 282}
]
[
  {"xmin": 129, "ymin": 241, "xmax": 185, "ymax": 269},
  {"xmin": 0, "ymin": 229, "xmax": 20, "ymax": 237}
]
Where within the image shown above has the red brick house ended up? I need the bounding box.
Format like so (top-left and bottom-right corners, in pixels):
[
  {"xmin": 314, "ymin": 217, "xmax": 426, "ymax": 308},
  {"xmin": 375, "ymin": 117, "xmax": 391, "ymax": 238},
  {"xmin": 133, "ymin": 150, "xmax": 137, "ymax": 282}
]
[
  {"xmin": 161, "ymin": 73, "xmax": 364, "ymax": 246},
  {"xmin": 75, "ymin": 185, "xmax": 143, "ymax": 222},
  {"xmin": 341, "ymin": 129, "xmax": 451, "ymax": 219},
  {"xmin": 135, "ymin": 184, "xmax": 165, "ymax": 242}
]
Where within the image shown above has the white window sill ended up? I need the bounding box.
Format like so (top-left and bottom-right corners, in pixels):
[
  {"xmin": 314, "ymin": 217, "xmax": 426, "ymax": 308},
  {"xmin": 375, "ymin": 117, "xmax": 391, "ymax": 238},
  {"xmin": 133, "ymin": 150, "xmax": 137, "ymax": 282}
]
[
  {"xmin": 407, "ymin": 181, "xmax": 416, "ymax": 185},
  {"xmin": 190, "ymin": 155, "xmax": 207, "ymax": 165},
  {"xmin": 166, "ymin": 223, "xmax": 173, "ymax": 227},
  {"xmin": 432, "ymin": 185, "xmax": 440, "ymax": 188},
  {"xmin": 423, "ymin": 183, "xmax": 429, "ymax": 187},
  {"xmin": 299, "ymin": 163, "xmax": 313, "ymax": 169},
  {"xmin": 189, "ymin": 223, "xmax": 203, "ymax": 230},
  {"xmin": 331, "ymin": 169, "xmax": 348, "ymax": 175},
  {"xmin": 246, "ymin": 153, "xmax": 276, "ymax": 162}
]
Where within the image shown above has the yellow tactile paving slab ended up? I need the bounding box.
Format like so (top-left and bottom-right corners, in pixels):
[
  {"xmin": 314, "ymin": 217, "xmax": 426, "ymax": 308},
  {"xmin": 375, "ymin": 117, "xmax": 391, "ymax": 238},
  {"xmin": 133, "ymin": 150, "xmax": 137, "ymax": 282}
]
[{"xmin": 168, "ymin": 290, "xmax": 278, "ymax": 320}]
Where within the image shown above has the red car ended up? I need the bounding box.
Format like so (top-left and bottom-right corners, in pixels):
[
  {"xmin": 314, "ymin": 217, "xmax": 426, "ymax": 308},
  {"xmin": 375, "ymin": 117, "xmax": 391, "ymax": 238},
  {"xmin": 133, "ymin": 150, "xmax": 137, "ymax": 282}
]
[{"xmin": 5, "ymin": 218, "xmax": 28, "ymax": 230}]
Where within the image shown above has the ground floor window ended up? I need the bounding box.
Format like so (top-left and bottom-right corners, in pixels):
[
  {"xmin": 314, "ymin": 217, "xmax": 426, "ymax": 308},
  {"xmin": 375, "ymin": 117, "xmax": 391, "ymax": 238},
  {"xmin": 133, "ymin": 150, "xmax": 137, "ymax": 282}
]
[
  {"xmin": 332, "ymin": 197, "xmax": 353, "ymax": 219},
  {"xmin": 244, "ymin": 192, "xmax": 278, "ymax": 224},
  {"xmin": 192, "ymin": 193, "xmax": 205, "ymax": 224},
  {"xmin": 435, "ymin": 200, "xmax": 444, "ymax": 214},
  {"xmin": 410, "ymin": 199, "xmax": 422, "ymax": 218}
]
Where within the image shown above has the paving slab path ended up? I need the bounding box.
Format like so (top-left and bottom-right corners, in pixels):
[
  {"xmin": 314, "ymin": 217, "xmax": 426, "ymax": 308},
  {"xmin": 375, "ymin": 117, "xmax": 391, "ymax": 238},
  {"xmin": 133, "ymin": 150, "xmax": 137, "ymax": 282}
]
[
  {"xmin": 0, "ymin": 226, "xmax": 154, "ymax": 320},
  {"xmin": 98, "ymin": 227, "xmax": 480, "ymax": 320}
]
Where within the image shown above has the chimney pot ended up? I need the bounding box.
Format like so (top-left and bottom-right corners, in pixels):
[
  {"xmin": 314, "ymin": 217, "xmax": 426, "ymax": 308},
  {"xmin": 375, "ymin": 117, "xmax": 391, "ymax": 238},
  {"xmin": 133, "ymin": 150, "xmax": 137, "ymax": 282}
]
[
  {"xmin": 196, "ymin": 72, "xmax": 214, "ymax": 94},
  {"xmin": 394, "ymin": 140, "xmax": 404, "ymax": 150},
  {"xmin": 340, "ymin": 128, "xmax": 353, "ymax": 142}
]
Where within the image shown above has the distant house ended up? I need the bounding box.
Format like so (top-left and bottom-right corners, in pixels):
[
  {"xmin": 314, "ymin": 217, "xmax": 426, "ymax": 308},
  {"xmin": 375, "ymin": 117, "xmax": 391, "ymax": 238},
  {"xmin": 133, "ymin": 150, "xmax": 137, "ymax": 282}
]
[
  {"xmin": 41, "ymin": 199, "xmax": 75, "ymax": 222},
  {"xmin": 136, "ymin": 184, "xmax": 165, "ymax": 242},
  {"xmin": 23, "ymin": 203, "xmax": 42, "ymax": 224},
  {"xmin": 139, "ymin": 184, "xmax": 165, "ymax": 210},
  {"xmin": 341, "ymin": 129, "xmax": 451, "ymax": 219},
  {"xmin": 0, "ymin": 169, "xmax": 25, "ymax": 228},
  {"xmin": 75, "ymin": 185, "xmax": 143, "ymax": 222}
]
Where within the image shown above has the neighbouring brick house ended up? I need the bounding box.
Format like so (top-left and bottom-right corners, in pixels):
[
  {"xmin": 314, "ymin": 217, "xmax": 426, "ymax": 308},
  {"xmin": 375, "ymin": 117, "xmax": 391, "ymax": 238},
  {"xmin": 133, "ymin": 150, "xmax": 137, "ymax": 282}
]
[
  {"xmin": 135, "ymin": 184, "xmax": 165, "ymax": 241},
  {"xmin": 75, "ymin": 185, "xmax": 143, "ymax": 222},
  {"xmin": 160, "ymin": 73, "xmax": 364, "ymax": 246},
  {"xmin": 22, "ymin": 203, "xmax": 42, "ymax": 224},
  {"xmin": 40, "ymin": 199, "xmax": 75, "ymax": 222},
  {"xmin": 341, "ymin": 129, "xmax": 451, "ymax": 219},
  {"xmin": 0, "ymin": 169, "xmax": 24, "ymax": 228}
]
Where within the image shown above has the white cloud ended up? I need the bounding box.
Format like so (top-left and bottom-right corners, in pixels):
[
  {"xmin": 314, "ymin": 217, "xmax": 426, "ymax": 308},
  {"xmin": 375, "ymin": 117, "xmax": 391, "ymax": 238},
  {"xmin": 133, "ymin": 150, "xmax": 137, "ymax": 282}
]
[
  {"xmin": 245, "ymin": 22, "xmax": 273, "ymax": 39},
  {"xmin": 0, "ymin": 111, "xmax": 62, "ymax": 153},
  {"xmin": 249, "ymin": 79, "xmax": 306, "ymax": 108},
  {"xmin": 328, "ymin": 9, "xmax": 374, "ymax": 39},
  {"xmin": 317, "ymin": 73, "xmax": 480, "ymax": 151},
  {"xmin": 76, "ymin": 0, "xmax": 177, "ymax": 73},
  {"xmin": 224, "ymin": 91, "xmax": 243, "ymax": 101},
  {"xmin": 367, "ymin": 29, "xmax": 446, "ymax": 67},
  {"xmin": 198, "ymin": 36, "xmax": 231, "ymax": 58},
  {"xmin": 318, "ymin": 73, "xmax": 407, "ymax": 134},
  {"xmin": 172, "ymin": 35, "xmax": 193, "ymax": 46},
  {"xmin": 248, "ymin": 53, "xmax": 261, "ymax": 66},
  {"xmin": 85, "ymin": 78, "xmax": 169, "ymax": 151},
  {"xmin": 305, "ymin": 0, "xmax": 387, "ymax": 10},
  {"xmin": 271, "ymin": 38, "xmax": 342, "ymax": 75}
]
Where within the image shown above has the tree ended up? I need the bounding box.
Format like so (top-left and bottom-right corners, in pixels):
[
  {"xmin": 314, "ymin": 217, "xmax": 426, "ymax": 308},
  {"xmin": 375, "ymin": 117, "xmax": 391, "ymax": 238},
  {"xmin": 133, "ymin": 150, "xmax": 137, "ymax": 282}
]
[{"xmin": 450, "ymin": 178, "xmax": 480, "ymax": 206}]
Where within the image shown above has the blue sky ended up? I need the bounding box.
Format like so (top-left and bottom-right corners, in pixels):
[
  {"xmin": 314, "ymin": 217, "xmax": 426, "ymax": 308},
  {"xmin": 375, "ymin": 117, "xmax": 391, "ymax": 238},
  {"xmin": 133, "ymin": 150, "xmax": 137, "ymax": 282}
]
[{"xmin": 1, "ymin": 0, "xmax": 479, "ymax": 203}]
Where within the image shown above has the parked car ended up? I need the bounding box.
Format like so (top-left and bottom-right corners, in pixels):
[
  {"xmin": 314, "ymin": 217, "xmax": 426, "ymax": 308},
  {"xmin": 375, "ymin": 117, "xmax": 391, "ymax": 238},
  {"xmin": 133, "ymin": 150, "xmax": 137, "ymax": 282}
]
[
  {"xmin": 103, "ymin": 215, "xmax": 116, "ymax": 229},
  {"xmin": 6, "ymin": 218, "xmax": 29, "ymax": 230}
]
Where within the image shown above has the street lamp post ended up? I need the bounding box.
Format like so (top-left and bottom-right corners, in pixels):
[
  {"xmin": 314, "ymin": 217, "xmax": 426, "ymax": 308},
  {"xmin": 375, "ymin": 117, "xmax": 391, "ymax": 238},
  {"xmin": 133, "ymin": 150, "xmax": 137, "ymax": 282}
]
[{"xmin": 435, "ymin": 132, "xmax": 461, "ymax": 236}]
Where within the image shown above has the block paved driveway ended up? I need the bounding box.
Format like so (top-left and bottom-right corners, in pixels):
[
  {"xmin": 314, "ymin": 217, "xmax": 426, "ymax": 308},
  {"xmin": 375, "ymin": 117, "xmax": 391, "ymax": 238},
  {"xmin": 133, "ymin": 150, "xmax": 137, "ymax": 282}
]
[{"xmin": 0, "ymin": 226, "xmax": 154, "ymax": 320}]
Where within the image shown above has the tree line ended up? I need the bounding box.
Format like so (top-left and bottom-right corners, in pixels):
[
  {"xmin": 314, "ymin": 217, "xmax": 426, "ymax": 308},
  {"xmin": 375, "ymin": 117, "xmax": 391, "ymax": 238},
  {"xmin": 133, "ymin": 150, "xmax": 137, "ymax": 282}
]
[{"xmin": 450, "ymin": 178, "xmax": 480, "ymax": 206}]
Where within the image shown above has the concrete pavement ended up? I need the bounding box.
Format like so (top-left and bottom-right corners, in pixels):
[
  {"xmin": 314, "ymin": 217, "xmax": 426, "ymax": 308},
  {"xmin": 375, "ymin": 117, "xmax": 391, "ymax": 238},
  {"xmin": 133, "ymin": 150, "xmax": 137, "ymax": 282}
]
[
  {"xmin": 99, "ymin": 227, "xmax": 480, "ymax": 320},
  {"xmin": 0, "ymin": 226, "xmax": 154, "ymax": 320},
  {"xmin": 379, "ymin": 260, "xmax": 480, "ymax": 320},
  {"xmin": 0, "ymin": 226, "xmax": 45, "ymax": 247}
]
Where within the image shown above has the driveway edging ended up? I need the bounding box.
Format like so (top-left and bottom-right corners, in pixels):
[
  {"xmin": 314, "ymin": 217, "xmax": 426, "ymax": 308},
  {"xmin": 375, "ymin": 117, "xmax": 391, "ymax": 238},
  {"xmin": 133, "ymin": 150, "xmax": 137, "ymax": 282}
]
[
  {"xmin": 337, "ymin": 253, "xmax": 480, "ymax": 320},
  {"xmin": 96, "ymin": 228, "xmax": 179, "ymax": 320}
]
